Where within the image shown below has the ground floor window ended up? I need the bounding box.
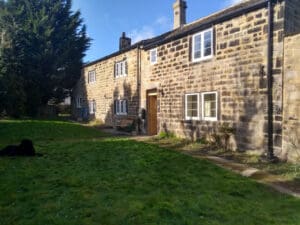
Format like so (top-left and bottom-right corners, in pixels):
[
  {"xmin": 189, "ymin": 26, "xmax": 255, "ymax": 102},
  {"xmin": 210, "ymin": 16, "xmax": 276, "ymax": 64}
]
[
  {"xmin": 76, "ymin": 97, "xmax": 83, "ymax": 108},
  {"xmin": 185, "ymin": 91, "xmax": 218, "ymax": 121},
  {"xmin": 185, "ymin": 93, "xmax": 200, "ymax": 120},
  {"xmin": 202, "ymin": 92, "xmax": 217, "ymax": 121},
  {"xmin": 89, "ymin": 100, "xmax": 96, "ymax": 114},
  {"xmin": 115, "ymin": 100, "xmax": 128, "ymax": 115}
]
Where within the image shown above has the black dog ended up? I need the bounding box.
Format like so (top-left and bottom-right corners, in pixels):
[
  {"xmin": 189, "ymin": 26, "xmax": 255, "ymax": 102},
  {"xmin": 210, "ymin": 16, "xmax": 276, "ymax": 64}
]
[{"xmin": 0, "ymin": 139, "xmax": 36, "ymax": 157}]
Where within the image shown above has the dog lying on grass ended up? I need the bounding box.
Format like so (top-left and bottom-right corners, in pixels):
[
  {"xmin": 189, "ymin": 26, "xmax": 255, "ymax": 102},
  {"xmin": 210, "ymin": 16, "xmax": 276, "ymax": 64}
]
[{"xmin": 0, "ymin": 139, "xmax": 40, "ymax": 157}]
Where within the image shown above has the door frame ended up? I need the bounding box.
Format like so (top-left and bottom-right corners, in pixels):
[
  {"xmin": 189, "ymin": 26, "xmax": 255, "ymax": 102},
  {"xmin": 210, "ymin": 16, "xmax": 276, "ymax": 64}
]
[{"xmin": 146, "ymin": 89, "xmax": 158, "ymax": 135}]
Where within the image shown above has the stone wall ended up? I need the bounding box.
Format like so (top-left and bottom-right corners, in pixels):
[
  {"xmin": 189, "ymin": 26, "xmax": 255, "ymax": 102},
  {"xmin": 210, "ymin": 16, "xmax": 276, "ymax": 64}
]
[
  {"xmin": 141, "ymin": 2, "xmax": 285, "ymax": 154},
  {"xmin": 72, "ymin": 49, "xmax": 139, "ymax": 126},
  {"xmin": 282, "ymin": 33, "xmax": 300, "ymax": 162}
]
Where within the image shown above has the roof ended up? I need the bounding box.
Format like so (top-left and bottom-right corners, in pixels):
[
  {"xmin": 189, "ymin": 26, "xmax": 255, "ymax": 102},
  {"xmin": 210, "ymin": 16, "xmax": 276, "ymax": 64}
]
[
  {"xmin": 143, "ymin": 0, "xmax": 269, "ymax": 49},
  {"xmin": 84, "ymin": 0, "xmax": 272, "ymax": 67}
]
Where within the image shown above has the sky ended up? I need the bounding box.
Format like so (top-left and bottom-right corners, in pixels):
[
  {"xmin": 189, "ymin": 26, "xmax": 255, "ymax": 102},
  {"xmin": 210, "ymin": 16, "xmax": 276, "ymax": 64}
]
[{"xmin": 72, "ymin": 0, "xmax": 243, "ymax": 63}]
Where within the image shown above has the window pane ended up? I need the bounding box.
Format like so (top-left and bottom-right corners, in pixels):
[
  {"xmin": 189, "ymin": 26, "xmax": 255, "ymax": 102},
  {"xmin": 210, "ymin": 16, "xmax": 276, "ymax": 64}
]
[
  {"xmin": 194, "ymin": 35, "xmax": 201, "ymax": 59},
  {"xmin": 121, "ymin": 101, "xmax": 124, "ymax": 113},
  {"xmin": 186, "ymin": 94, "xmax": 198, "ymax": 118},
  {"xmin": 123, "ymin": 61, "xmax": 126, "ymax": 75},
  {"xmin": 204, "ymin": 93, "xmax": 216, "ymax": 118},
  {"xmin": 116, "ymin": 101, "xmax": 120, "ymax": 113},
  {"xmin": 93, "ymin": 101, "xmax": 96, "ymax": 113},
  {"xmin": 204, "ymin": 31, "xmax": 212, "ymax": 57},
  {"xmin": 151, "ymin": 50, "xmax": 156, "ymax": 63},
  {"xmin": 123, "ymin": 100, "xmax": 127, "ymax": 113}
]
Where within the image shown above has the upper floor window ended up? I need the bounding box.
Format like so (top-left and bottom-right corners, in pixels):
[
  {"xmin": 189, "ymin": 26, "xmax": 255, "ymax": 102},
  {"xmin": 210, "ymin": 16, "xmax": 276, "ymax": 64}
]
[
  {"xmin": 88, "ymin": 70, "xmax": 96, "ymax": 83},
  {"xmin": 150, "ymin": 48, "xmax": 157, "ymax": 64},
  {"xmin": 115, "ymin": 60, "xmax": 127, "ymax": 78},
  {"xmin": 192, "ymin": 28, "xmax": 213, "ymax": 62}
]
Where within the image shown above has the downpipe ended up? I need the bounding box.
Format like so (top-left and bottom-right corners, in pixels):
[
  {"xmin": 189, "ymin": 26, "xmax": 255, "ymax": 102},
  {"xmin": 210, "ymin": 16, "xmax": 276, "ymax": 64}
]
[{"xmin": 265, "ymin": 0, "xmax": 278, "ymax": 162}]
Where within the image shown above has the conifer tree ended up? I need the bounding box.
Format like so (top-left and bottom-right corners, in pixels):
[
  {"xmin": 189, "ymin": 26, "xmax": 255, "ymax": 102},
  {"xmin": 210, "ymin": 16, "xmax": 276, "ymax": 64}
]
[{"xmin": 0, "ymin": 0, "xmax": 91, "ymax": 117}]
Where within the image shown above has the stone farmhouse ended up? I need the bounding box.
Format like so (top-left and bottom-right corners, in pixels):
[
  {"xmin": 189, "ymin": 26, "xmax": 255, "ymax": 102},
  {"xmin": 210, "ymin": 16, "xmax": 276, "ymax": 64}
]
[{"xmin": 72, "ymin": 0, "xmax": 300, "ymax": 162}]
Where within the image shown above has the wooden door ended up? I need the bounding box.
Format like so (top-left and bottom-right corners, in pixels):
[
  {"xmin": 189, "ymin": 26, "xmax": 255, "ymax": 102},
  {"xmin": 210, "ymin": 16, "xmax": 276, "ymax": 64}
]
[{"xmin": 147, "ymin": 94, "xmax": 158, "ymax": 135}]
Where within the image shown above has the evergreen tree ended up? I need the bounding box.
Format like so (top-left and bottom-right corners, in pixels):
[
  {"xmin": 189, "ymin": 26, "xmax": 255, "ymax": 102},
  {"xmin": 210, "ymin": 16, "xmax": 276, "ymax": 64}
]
[{"xmin": 0, "ymin": 0, "xmax": 91, "ymax": 117}]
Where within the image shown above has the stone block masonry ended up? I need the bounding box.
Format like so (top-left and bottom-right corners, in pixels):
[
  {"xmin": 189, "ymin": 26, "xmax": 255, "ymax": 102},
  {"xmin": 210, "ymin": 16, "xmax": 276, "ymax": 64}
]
[
  {"xmin": 72, "ymin": 0, "xmax": 300, "ymax": 161},
  {"xmin": 72, "ymin": 48, "xmax": 140, "ymax": 127},
  {"xmin": 282, "ymin": 33, "xmax": 300, "ymax": 162},
  {"xmin": 141, "ymin": 2, "xmax": 285, "ymax": 155}
]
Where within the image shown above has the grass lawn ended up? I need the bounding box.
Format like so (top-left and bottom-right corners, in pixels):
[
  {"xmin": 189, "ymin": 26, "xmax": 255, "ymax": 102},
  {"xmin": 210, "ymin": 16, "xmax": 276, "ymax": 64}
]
[{"xmin": 0, "ymin": 120, "xmax": 300, "ymax": 225}]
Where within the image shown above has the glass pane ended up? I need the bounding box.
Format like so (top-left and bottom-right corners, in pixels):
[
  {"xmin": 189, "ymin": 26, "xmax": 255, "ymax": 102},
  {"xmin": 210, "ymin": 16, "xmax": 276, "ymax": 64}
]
[
  {"xmin": 204, "ymin": 47, "xmax": 212, "ymax": 57},
  {"xmin": 186, "ymin": 95, "xmax": 198, "ymax": 118},
  {"xmin": 194, "ymin": 35, "xmax": 201, "ymax": 59},
  {"xmin": 151, "ymin": 50, "xmax": 156, "ymax": 62},
  {"xmin": 122, "ymin": 100, "xmax": 126, "ymax": 113},
  {"xmin": 117, "ymin": 101, "xmax": 120, "ymax": 113},
  {"xmin": 204, "ymin": 31, "xmax": 212, "ymax": 57},
  {"xmin": 204, "ymin": 30, "xmax": 211, "ymax": 41},
  {"xmin": 204, "ymin": 93, "xmax": 216, "ymax": 118}
]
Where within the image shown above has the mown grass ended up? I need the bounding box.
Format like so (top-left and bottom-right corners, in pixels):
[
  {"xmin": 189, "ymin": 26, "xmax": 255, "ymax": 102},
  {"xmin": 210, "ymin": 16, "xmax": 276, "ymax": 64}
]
[{"xmin": 0, "ymin": 120, "xmax": 300, "ymax": 225}]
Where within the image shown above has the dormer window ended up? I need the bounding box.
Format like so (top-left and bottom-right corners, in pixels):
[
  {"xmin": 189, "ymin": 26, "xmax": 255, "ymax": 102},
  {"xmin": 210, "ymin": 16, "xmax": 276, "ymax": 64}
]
[
  {"xmin": 115, "ymin": 60, "xmax": 127, "ymax": 78},
  {"xmin": 150, "ymin": 48, "xmax": 157, "ymax": 64},
  {"xmin": 192, "ymin": 28, "xmax": 213, "ymax": 62},
  {"xmin": 88, "ymin": 70, "xmax": 96, "ymax": 83}
]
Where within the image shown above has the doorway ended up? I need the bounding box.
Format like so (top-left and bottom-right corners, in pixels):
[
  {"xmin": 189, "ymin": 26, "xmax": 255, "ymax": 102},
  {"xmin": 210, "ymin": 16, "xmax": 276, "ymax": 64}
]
[{"xmin": 147, "ymin": 90, "xmax": 158, "ymax": 135}]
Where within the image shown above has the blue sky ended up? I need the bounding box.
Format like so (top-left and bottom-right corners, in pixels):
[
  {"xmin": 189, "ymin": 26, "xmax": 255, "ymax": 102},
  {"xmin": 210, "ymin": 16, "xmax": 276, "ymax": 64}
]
[{"xmin": 72, "ymin": 0, "xmax": 242, "ymax": 63}]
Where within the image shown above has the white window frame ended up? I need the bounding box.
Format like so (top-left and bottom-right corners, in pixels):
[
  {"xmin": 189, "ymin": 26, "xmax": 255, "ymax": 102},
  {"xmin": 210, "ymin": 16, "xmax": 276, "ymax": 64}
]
[
  {"xmin": 185, "ymin": 93, "xmax": 200, "ymax": 120},
  {"xmin": 88, "ymin": 70, "xmax": 96, "ymax": 83},
  {"xmin": 76, "ymin": 97, "xmax": 82, "ymax": 109},
  {"xmin": 192, "ymin": 28, "xmax": 214, "ymax": 62},
  {"xmin": 89, "ymin": 100, "xmax": 96, "ymax": 114},
  {"xmin": 115, "ymin": 60, "xmax": 127, "ymax": 78},
  {"xmin": 201, "ymin": 91, "xmax": 218, "ymax": 121},
  {"xmin": 116, "ymin": 100, "xmax": 128, "ymax": 115},
  {"xmin": 150, "ymin": 48, "xmax": 157, "ymax": 64}
]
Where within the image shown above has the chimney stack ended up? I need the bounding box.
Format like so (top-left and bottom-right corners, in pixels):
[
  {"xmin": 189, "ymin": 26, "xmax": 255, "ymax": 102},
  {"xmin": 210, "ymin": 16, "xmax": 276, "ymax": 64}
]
[
  {"xmin": 173, "ymin": 0, "xmax": 187, "ymax": 29},
  {"xmin": 119, "ymin": 32, "xmax": 131, "ymax": 51}
]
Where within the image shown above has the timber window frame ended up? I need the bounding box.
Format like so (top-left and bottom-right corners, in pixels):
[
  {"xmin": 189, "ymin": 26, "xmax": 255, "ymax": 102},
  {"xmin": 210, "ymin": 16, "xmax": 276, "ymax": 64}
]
[
  {"xmin": 185, "ymin": 93, "xmax": 200, "ymax": 120},
  {"xmin": 184, "ymin": 91, "xmax": 218, "ymax": 121},
  {"xmin": 89, "ymin": 100, "xmax": 96, "ymax": 114},
  {"xmin": 115, "ymin": 99, "xmax": 128, "ymax": 115},
  {"xmin": 192, "ymin": 28, "xmax": 213, "ymax": 62},
  {"xmin": 76, "ymin": 97, "xmax": 83, "ymax": 109},
  {"xmin": 88, "ymin": 70, "xmax": 96, "ymax": 83},
  {"xmin": 150, "ymin": 48, "xmax": 157, "ymax": 64},
  {"xmin": 115, "ymin": 60, "xmax": 127, "ymax": 78},
  {"xmin": 201, "ymin": 91, "xmax": 218, "ymax": 121}
]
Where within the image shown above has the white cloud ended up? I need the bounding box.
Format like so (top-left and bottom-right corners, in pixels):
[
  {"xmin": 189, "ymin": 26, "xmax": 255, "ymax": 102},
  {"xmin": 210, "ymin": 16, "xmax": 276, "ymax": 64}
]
[
  {"xmin": 223, "ymin": 0, "xmax": 244, "ymax": 7},
  {"xmin": 129, "ymin": 16, "xmax": 172, "ymax": 44},
  {"xmin": 130, "ymin": 26, "xmax": 155, "ymax": 43},
  {"xmin": 155, "ymin": 16, "xmax": 172, "ymax": 29}
]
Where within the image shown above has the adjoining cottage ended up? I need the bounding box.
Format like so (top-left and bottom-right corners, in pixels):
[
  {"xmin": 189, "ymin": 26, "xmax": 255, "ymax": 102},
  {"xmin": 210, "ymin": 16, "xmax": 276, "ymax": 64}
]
[{"xmin": 72, "ymin": 0, "xmax": 300, "ymax": 162}]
